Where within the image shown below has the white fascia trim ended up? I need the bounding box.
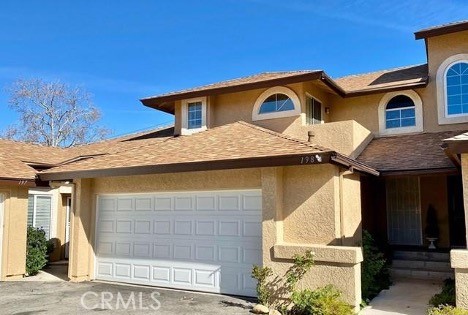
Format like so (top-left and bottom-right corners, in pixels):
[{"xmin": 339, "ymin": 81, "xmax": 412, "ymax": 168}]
[
  {"xmin": 437, "ymin": 54, "xmax": 468, "ymax": 125},
  {"xmin": 252, "ymin": 86, "xmax": 301, "ymax": 121},
  {"xmin": 181, "ymin": 96, "xmax": 208, "ymax": 135},
  {"xmin": 378, "ymin": 90, "xmax": 424, "ymax": 136}
]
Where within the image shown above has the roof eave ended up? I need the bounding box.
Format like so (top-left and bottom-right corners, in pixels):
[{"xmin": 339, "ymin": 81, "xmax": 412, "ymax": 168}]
[
  {"xmin": 344, "ymin": 79, "xmax": 428, "ymax": 97},
  {"xmin": 140, "ymin": 71, "xmax": 326, "ymax": 114},
  {"xmin": 415, "ymin": 22, "xmax": 468, "ymax": 40},
  {"xmin": 0, "ymin": 177, "xmax": 36, "ymax": 187},
  {"xmin": 331, "ymin": 153, "xmax": 379, "ymax": 176},
  {"xmin": 39, "ymin": 152, "xmax": 337, "ymax": 181}
]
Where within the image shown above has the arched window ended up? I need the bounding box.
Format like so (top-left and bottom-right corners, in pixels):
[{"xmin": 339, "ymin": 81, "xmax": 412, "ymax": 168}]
[
  {"xmin": 385, "ymin": 95, "xmax": 416, "ymax": 129},
  {"xmin": 378, "ymin": 90, "xmax": 423, "ymax": 135},
  {"xmin": 252, "ymin": 86, "xmax": 301, "ymax": 121},
  {"xmin": 436, "ymin": 54, "xmax": 468, "ymax": 125},
  {"xmin": 258, "ymin": 94, "xmax": 295, "ymax": 114},
  {"xmin": 446, "ymin": 62, "xmax": 468, "ymax": 116}
]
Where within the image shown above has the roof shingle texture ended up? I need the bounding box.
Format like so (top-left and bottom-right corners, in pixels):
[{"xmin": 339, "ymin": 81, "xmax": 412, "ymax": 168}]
[
  {"xmin": 357, "ymin": 131, "xmax": 465, "ymax": 172},
  {"xmin": 0, "ymin": 126, "xmax": 173, "ymax": 180},
  {"xmin": 334, "ymin": 64, "xmax": 428, "ymax": 93},
  {"xmin": 42, "ymin": 122, "xmax": 331, "ymax": 176}
]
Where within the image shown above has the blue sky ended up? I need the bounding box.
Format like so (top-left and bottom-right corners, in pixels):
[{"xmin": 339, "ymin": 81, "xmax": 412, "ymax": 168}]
[{"xmin": 0, "ymin": 1, "xmax": 467, "ymax": 137}]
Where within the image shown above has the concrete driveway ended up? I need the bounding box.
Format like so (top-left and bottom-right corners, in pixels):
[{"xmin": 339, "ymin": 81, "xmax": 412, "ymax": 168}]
[{"xmin": 0, "ymin": 280, "xmax": 255, "ymax": 314}]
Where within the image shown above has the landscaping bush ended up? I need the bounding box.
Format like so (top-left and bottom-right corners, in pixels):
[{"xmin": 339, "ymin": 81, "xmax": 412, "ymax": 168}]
[
  {"xmin": 429, "ymin": 278, "xmax": 455, "ymax": 307},
  {"xmin": 252, "ymin": 265, "xmax": 273, "ymax": 306},
  {"xmin": 26, "ymin": 226, "xmax": 48, "ymax": 276},
  {"xmin": 427, "ymin": 305, "xmax": 468, "ymax": 315},
  {"xmin": 361, "ymin": 230, "xmax": 391, "ymax": 302},
  {"xmin": 290, "ymin": 285, "xmax": 354, "ymax": 315}
]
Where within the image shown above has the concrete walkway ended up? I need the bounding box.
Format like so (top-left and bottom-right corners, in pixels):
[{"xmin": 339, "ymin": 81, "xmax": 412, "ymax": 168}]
[
  {"xmin": 361, "ymin": 279, "xmax": 443, "ymax": 315},
  {"xmin": 19, "ymin": 263, "xmax": 68, "ymax": 282}
]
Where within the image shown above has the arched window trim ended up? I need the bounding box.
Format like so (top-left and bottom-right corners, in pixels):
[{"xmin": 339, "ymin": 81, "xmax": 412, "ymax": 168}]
[
  {"xmin": 378, "ymin": 90, "xmax": 423, "ymax": 136},
  {"xmin": 437, "ymin": 54, "xmax": 468, "ymax": 125},
  {"xmin": 252, "ymin": 86, "xmax": 301, "ymax": 121}
]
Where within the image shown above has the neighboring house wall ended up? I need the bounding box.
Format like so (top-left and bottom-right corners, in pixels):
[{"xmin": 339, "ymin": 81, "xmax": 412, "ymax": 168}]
[
  {"xmin": 0, "ymin": 184, "xmax": 28, "ymax": 280},
  {"xmin": 69, "ymin": 165, "xmax": 363, "ymax": 309}
]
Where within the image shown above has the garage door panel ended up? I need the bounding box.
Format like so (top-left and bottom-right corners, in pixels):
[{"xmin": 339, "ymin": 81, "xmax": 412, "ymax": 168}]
[{"xmin": 95, "ymin": 190, "xmax": 261, "ymax": 296}]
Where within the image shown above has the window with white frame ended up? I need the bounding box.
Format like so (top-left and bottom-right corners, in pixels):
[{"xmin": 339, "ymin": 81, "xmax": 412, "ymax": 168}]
[
  {"xmin": 378, "ymin": 90, "xmax": 423, "ymax": 135},
  {"xmin": 306, "ymin": 96, "xmax": 322, "ymax": 125},
  {"xmin": 385, "ymin": 95, "xmax": 416, "ymax": 129},
  {"xmin": 27, "ymin": 194, "xmax": 52, "ymax": 239},
  {"xmin": 436, "ymin": 54, "xmax": 468, "ymax": 125},
  {"xmin": 252, "ymin": 86, "xmax": 301, "ymax": 121},
  {"xmin": 181, "ymin": 97, "xmax": 207, "ymax": 135},
  {"xmin": 445, "ymin": 62, "xmax": 468, "ymax": 116},
  {"xmin": 187, "ymin": 102, "xmax": 202, "ymax": 129}
]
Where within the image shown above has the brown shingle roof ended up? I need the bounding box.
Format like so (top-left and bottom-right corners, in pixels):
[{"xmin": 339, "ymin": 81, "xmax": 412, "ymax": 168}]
[
  {"xmin": 357, "ymin": 131, "xmax": 465, "ymax": 173},
  {"xmin": 141, "ymin": 71, "xmax": 331, "ymax": 114},
  {"xmin": 40, "ymin": 121, "xmax": 335, "ymax": 179},
  {"xmin": 415, "ymin": 20, "xmax": 468, "ymax": 39},
  {"xmin": 334, "ymin": 64, "xmax": 428, "ymax": 94},
  {"xmin": 141, "ymin": 65, "xmax": 429, "ymax": 114},
  {"xmin": 0, "ymin": 126, "xmax": 174, "ymax": 182},
  {"xmin": 0, "ymin": 154, "xmax": 37, "ymax": 180}
]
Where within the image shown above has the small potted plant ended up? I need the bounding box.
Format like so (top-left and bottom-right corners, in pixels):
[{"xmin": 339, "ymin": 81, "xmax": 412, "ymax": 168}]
[{"xmin": 425, "ymin": 204, "xmax": 440, "ymax": 249}]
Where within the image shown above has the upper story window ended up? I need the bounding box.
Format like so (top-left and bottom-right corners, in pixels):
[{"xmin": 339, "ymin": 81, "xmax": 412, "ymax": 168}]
[
  {"xmin": 436, "ymin": 54, "xmax": 468, "ymax": 125},
  {"xmin": 181, "ymin": 97, "xmax": 207, "ymax": 135},
  {"xmin": 258, "ymin": 94, "xmax": 295, "ymax": 114},
  {"xmin": 378, "ymin": 90, "xmax": 423, "ymax": 136},
  {"xmin": 187, "ymin": 102, "xmax": 202, "ymax": 129},
  {"xmin": 252, "ymin": 86, "xmax": 301, "ymax": 121},
  {"xmin": 306, "ymin": 95, "xmax": 322, "ymax": 125},
  {"xmin": 385, "ymin": 95, "xmax": 416, "ymax": 129},
  {"xmin": 446, "ymin": 62, "xmax": 468, "ymax": 116}
]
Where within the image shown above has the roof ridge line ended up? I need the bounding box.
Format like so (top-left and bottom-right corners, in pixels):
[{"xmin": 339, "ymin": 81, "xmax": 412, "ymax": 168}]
[
  {"xmin": 334, "ymin": 63, "xmax": 427, "ymax": 80},
  {"xmin": 236, "ymin": 121, "xmax": 333, "ymax": 152}
]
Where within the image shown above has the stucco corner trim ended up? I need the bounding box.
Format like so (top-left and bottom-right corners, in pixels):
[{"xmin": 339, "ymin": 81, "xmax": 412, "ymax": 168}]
[
  {"xmin": 273, "ymin": 243, "xmax": 363, "ymax": 265},
  {"xmin": 451, "ymin": 249, "xmax": 468, "ymax": 269}
]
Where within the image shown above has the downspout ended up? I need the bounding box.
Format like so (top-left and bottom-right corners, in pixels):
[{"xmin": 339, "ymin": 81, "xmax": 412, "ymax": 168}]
[{"xmin": 339, "ymin": 168, "xmax": 354, "ymax": 245}]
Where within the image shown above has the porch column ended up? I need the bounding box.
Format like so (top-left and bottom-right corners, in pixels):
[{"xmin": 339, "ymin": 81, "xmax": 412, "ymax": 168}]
[
  {"xmin": 68, "ymin": 178, "xmax": 94, "ymax": 282},
  {"xmin": 452, "ymin": 154, "xmax": 468, "ymax": 308}
]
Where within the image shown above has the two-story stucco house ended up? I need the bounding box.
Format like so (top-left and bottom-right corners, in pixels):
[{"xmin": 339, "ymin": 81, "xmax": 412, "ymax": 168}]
[{"xmin": 1, "ymin": 20, "xmax": 468, "ymax": 310}]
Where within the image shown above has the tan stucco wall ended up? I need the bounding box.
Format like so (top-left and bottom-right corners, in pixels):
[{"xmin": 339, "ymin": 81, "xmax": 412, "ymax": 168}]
[
  {"xmin": 69, "ymin": 166, "xmax": 362, "ymax": 309},
  {"xmin": 261, "ymin": 166, "xmax": 362, "ymax": 311},
  {"xmin": 0, "ymin": 184, "xmax": 28, "ymax": 280},
  {"xmin": 171, "ymin": 30, "xmax": 468, "ymax": 141}
]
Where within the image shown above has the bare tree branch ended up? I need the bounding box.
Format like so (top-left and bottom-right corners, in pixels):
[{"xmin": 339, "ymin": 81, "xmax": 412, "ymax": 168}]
[{"xmin": 2, "ymin": 78, "xmax": 111, "ymax": 147}]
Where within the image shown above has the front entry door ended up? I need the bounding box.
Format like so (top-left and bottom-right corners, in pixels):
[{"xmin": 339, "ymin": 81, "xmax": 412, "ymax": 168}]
[{"xmin": 386, "ymin": 177, "xmax": 423, "ymax": 245}]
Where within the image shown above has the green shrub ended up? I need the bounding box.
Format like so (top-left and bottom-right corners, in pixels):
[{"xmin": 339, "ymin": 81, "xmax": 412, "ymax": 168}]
[
  {"xmin": 427, "ymin": 305, "xmax": 468, "ymax": 315},
  {"xmin": 430, "ymin": 278, "xmax": 455, "ymax": 307},
  {"xmin": 251, "ymin": 265, "xmax": 273, "ymax": 306},
  {"xmin": 251, "ymin": 250, "xmax": 315, "ymax": 308},
  {"xmin": 291, "ymin": 285, "xmax": 354, "ymax": 315},
  {"xmin": 361, "ymin": 230, "xmax": 391, "ymax": 301},
  {"xmin": 26, "ymin": 226, "xmax": 48, "ymax": 276}
]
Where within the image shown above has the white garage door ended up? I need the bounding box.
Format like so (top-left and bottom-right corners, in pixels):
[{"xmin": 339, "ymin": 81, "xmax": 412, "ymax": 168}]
[{"xmin": 95, "ymin": 189, "xmax": 262, "ymax": 296}]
